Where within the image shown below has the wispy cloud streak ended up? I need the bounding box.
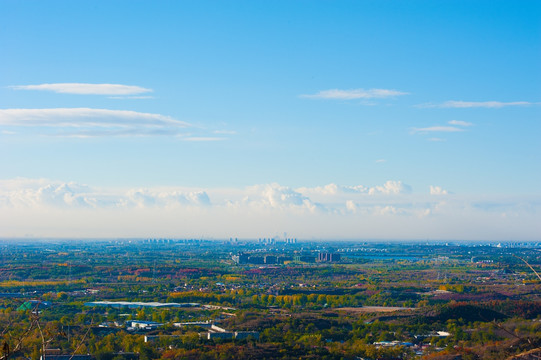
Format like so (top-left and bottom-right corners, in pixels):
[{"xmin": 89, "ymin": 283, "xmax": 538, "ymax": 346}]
[
  {"xmin": 301, "ymin": 88, "xmax": 408, "ymax": 100},
  {"xmin": 0, "ymin": 108, "xmax": 192, "ymax": 137},
  {"xmin": 0, "ymin": 108, "xmax": 189, "ymax": 128},
  {"xmin": 448, "ymin": 120, "xmax": 473, "ymax": 126},
  {"xmin": 10, "ymin": 83, "xmax": 152, "ymax": 95},
  {"xmin": 411, "ymin": 126, "xmax": 464, "ymax": 133}
]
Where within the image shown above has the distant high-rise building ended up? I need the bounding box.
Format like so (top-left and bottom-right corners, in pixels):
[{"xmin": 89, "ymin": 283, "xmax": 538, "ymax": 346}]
[
  {"xmin": 232, "ymin": 253, "xmax": 249, "ymax": 264},
  {"xmin": 317, "ymin": 252, "xmax": 341, "ymax": 262}
]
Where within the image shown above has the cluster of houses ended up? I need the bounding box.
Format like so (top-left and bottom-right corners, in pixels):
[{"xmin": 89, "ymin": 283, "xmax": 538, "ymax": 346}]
[
  {"xmin": 128, "ymin": 320, "xmax": 259, "ymax": 341},
  {"xmin": 202, "ymin": 324, "xmax": 259, "ymax": 340},
  {"xmin": 174, "ymin": 321, "xmax": 259, "ymax": 340},
  {"xmin": 373, "ymin": 331, "xmax": 451, "ymax": 356}
]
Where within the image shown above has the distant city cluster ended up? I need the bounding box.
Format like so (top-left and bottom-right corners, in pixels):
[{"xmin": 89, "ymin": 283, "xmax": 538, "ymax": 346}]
[
  {"xmin": 232, "ymin": 251, "xmax": 340, "ymax": 265},
  {"xmin": 227, "ymin": 237, "xmax": 297, "ymax": 245},
  {"xmin": 143, "ymin": 238, "xmax": 207, "ymax": 244}
]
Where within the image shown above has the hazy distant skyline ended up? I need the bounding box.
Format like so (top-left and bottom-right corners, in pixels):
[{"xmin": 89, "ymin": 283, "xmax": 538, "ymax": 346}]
[{"xmin": 1, "ymin": 1, "xmax": 539, "ymax": 240}]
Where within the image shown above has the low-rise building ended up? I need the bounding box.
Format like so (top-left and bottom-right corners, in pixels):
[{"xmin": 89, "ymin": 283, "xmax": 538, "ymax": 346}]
[
  {"xmin": 234, "ymin": 331, "xmax": 260, "ymax": 340},
  {"xmin": 201, "ymin": 324, "xmax": 259, "ymax": 341},
  {"xmin": 207, "ymin": 331, "xmax": 235, "ymax": 340},
  {"xmin": 128, "ymin": 320, "xmax": 163, "ymax": 330}
]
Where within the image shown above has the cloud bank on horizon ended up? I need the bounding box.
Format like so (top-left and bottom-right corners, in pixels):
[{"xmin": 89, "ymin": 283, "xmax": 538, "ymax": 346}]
[{"xmin": 0, "ymin": 178, "xmax": 538, "ymax": 241}]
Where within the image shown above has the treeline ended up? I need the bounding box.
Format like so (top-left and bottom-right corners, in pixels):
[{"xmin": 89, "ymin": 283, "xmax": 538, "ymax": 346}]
[
  {"xmin": 251, "ymin": 293, "xmax": 364, "ymax": 308},
  {"xmin": 251, "ymin": 291, "xmax": 416, "ymax": 308}
]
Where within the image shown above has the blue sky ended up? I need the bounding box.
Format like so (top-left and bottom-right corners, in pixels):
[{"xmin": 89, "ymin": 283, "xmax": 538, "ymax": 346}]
[{"xmin": 0, "ymin": 1, "xmax": 539, "ymax": 240}]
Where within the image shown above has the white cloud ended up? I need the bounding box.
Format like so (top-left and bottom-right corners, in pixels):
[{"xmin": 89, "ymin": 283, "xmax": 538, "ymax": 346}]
[
  {"xmin": 1, "ymin": 178, "xmax": 539, "ymax": 240},
  {"xmin": 448, "ymin": 120, "xmax": 473, "ymax": 127},
  {"xmin": 1, "ymin": 180, "xmax": 98, "ymax": 208},
  {"xmin": 260, "ymin": 184, "xmax": 306, "ymax": 207},
  {"xmin": 430, "ymin": 186, "xmax": 448, "ymax": 195},
  {"xmin": 421, "ymin": 101, "xmax": 533, "ymax": 108},
  {"xmin": 411, "ymin": 126, "xmax": 464, "ymax": 133},
  {"xmin": 368, "ymin": 180, "xmax": 411, "ymax": 195},
  {"xmin": 375, "ymin": 159, "xmax": 386, "ymax": 163},
  {"xmin": 243, "ymin": 183, "xmax": 321, "ymax": 213},
  {"xmin": 10, "ymin": 83, "xmax": 152, "ymax": 95},
  {"xmin": 345, "ymin": 200, "xmax": 357, "ymax": 213},
  {"xmin": 0, "ymin": 179, "xmax": 210, "ymax": 209},
  {"xmin": 57, "ymin": 128, "xmax": 191, "ymax": 138},
  {"xmin": 0, "ymin": 108, "xmax": 193, "ymax": 137},
  {"xmin": 299, "ymin": 183, "xmax": 362, "ymax": 196},
  {"xmin": 126, "ymin": 189, "xmax": 211, "ymax": 208},
  {"xmin": 297, "ymin": 181, "xmax": 411, "ymax": 197},
  {"xmin": 412, "ymin": 121, "xmax": 472, "ymax": 138},
  {"xmin": 0, "ymin": 108, "xmax": 188, "ymax": 127},
  {"xmin": 301, "ymin": 88, "xmax": 408, "ymax": 100},
  {"xmin": 0, "ymin": 109, "xmax": 232, "ymax": 139}
]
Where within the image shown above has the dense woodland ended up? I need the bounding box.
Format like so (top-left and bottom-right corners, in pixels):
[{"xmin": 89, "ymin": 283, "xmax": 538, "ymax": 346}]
[{"xmin": 0, "ymin": 240, "xmax": 540, "ymax": 360}]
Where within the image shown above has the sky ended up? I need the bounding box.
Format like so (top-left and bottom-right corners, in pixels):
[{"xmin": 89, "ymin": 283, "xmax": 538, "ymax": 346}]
[{"xmin": 0, "ymin": 1, "xmax": 540, "ymax": 240}]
